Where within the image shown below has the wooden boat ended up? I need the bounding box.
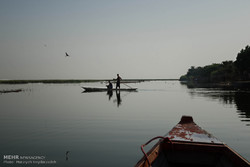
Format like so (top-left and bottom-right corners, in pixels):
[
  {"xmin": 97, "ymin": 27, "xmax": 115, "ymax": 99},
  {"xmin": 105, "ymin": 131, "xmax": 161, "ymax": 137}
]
[
  {"xmin": 0, "ymin": 89, "xmax": 22, "ymax": 94},
  {"xmin": 82, "ymin": 87, "xmax": 137, "ymax": 92},
  {"xmin": 135, "ymin": 116, "xmax": 250, "ymax": 167}
]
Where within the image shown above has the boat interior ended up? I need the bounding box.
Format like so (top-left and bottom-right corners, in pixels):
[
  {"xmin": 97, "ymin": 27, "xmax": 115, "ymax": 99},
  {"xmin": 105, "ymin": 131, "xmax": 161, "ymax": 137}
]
[
  {"xmin": 146, "ymin": 141, "xmax": 249, "ymax": 167},
  {"xmin": 136, "ymin": 116, "xmax": 249, "ymax": 167}
]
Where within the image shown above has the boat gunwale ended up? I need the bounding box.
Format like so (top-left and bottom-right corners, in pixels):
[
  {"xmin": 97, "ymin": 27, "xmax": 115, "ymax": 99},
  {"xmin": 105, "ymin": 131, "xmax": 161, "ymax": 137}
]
[
  {"xmin": 135, "ymin": 116, "xmax": 250, "ymax": 167},
  {"xmin": 135, "ymin": 140, "xmax": 226, "ymax": 167}
]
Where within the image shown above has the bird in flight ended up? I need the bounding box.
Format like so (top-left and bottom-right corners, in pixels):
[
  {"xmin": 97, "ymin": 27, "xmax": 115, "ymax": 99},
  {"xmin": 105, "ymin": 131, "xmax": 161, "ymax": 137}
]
[{"xmin": 65, "ymin": 52, "xmax": 70, "ymax": 57}]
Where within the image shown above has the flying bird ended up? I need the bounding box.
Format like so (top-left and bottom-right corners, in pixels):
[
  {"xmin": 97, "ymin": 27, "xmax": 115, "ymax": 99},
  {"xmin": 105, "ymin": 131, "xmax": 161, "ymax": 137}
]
[{"xmin": 65, "ymin": 52, "xmax": 70, "ymax": 57}]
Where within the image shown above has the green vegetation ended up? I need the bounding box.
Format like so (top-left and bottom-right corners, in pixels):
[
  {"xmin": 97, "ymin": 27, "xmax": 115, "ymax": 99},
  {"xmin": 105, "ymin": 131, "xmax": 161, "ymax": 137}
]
[{"xmin": 180, "ymin": 45, "xmax": 250, "ymax": 83}]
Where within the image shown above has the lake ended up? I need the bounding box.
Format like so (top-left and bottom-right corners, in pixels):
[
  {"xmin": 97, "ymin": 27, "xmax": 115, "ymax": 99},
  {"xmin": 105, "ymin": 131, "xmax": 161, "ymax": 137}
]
[{"xmin": 0, "ymin": 81, "xmax": 249, "ymax": 167}]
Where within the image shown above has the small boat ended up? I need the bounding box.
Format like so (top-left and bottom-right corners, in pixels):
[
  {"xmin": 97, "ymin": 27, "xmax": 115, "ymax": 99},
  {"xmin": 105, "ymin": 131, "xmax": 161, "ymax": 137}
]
[
  {"xmin": 0, "ymin": 89, "xmax": 23, "ymax": 94},
  {"xmin": 82, "ymin": 87, "xmax": 137, "ymax": 92},
  {"xmin": 135, "ymin": 116, "xmax": 250, "ymax": 167}
]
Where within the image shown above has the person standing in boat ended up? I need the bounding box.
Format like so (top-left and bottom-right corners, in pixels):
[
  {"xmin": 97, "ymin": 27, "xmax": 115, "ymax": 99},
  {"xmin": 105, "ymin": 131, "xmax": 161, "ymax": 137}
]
[{"xmin": 115, "ymin": 74, "xmax": 122, "ymax": 90}]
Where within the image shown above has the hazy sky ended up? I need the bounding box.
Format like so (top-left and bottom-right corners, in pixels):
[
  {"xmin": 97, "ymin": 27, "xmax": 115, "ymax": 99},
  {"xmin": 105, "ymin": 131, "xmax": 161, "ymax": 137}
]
[{"xmin": 1, "ymin": 0, "xmax": 250, "ymax": 79}]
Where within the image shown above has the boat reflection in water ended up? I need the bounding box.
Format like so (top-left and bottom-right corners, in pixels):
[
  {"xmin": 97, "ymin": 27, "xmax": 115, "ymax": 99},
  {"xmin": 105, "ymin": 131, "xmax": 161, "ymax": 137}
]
[
  {"xmin": 107, "ymin": 90, "xmax": 122, "ymax": 107},
  {"xmin": 107, "ymin": 89, "xmax": 113, "ymax": 100},
  {"xmin": 82, "ymin": 86, "xmax": 137, "ymax": 107}
]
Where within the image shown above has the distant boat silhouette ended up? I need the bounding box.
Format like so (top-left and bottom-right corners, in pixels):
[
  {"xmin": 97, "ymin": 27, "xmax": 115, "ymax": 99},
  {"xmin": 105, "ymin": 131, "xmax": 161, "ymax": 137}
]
[{"xmin": 65, "ymin": 52, "xmax": 70, "ymax": 57}]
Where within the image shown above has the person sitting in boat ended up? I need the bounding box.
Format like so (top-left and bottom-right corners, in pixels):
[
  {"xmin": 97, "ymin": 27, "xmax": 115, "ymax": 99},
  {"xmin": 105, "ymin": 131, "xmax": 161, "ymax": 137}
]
[{"xmin": 106, "ymin": 81, "xmax": 113, "ymax": 90}]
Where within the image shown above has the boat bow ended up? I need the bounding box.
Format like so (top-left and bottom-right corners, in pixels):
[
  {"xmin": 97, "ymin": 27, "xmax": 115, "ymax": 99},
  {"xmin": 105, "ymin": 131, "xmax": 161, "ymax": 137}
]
[
  {"xmin": 166, "ymin": 116, "xmax": 222, "ymax": 144},
  {"xmin": 135, "ymin": 116, "xmax": 250, "ymax": 167}
]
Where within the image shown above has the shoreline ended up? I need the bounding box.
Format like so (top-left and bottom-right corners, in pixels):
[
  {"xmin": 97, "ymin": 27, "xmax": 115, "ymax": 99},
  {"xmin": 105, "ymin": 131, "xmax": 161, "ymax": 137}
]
[
  {"xmin": 180, "ymin": 81, "xmax": 250, "ymax": 89},
  {"xmin": 0, "ymin": 79, "xmax": 178, "ymax": 84}
]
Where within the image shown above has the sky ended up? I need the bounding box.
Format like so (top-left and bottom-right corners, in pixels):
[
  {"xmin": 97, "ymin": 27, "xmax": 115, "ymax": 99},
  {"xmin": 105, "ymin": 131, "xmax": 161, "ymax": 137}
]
[{"xmin": 1, "ymin": 0, "xmax": 250, "ymax": 80}]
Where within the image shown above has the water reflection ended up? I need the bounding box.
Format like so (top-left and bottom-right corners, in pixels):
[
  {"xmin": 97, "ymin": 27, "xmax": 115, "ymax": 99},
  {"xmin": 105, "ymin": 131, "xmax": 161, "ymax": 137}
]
[
  {"xmin": 234, "ymin": 92, "xmax": 250, "ymax": 126},
  {"xmin": 83, "ymin": 89, "xmax": 136, "ymax": 107},
  {"xmin": 106, "ymin": 90, "xmax": 122, "ymax": 107},
  {"xmin": 65, "ymin": 151, "xmax": 70, "ymax": 161},
  {"xmin": 107, "ymin": 90, "xmax": 138, "ymax": 107},
  {"xmin": 114, "ymin": 91, "xmax": 122, "ymax": 107},
  {"xmin": 107, "ymin": 90, "xmax": 113, "ymax": 100},
  {"xmin": 186, "ymin": 87, "xmax": 250, "ymax": 126},
  {"xmin": 107, "ymin": 90, "xmax": 125, "ymax": 107}
]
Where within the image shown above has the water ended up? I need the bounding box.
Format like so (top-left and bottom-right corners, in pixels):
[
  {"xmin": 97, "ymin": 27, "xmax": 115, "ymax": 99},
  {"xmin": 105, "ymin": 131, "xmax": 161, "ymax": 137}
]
[{"xmin": 0, "ymin": 81, "xmax": 249, "ymax": 166}]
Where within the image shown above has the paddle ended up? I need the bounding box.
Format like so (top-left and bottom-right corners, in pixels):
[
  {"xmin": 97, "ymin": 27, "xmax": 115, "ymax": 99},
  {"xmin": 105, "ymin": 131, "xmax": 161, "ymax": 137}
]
[
  {"xmin": 105, "ymin": 79, "xmax": 133, "ymax": 89},
  {"xmin": 122, "ymin": 82, "xmax": 132, "ymax": 88}
]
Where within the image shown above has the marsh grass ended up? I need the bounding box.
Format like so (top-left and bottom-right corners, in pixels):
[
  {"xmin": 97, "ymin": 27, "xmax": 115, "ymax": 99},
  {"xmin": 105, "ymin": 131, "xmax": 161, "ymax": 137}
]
[
  {"xmin": 0, "ymin": 79, "xmax": 103, "ymax": 84},
  {"xmin": 0, "ymin": 79, "xmax": 177, "ymax": 84}
]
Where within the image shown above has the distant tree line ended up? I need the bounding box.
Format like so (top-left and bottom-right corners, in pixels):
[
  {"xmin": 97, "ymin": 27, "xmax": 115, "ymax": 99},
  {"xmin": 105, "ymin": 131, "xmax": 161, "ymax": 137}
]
[{"xmin": 180, "ymin": 45, "xmax": 250, "ymax": 83}]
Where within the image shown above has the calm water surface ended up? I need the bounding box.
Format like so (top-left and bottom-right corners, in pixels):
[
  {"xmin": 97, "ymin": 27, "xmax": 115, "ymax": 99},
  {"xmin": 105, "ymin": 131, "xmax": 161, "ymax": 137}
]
[{"xmin": 0, "ymin": 81, "xmax": 249, "ymax": 166}]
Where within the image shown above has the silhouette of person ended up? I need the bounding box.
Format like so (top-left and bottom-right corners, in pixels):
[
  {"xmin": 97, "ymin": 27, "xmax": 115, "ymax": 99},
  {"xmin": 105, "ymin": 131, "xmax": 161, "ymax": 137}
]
[
  {"xmin": 106, "ymin": 81, "xmax": 113, "ymax": 100},
  {"xmin": 116, "ymin": 74, "xmax": 122, "ymax": 90},
  {"xmin": 106, "ymin": 81, "xmax": 113, "ymax": 90}
]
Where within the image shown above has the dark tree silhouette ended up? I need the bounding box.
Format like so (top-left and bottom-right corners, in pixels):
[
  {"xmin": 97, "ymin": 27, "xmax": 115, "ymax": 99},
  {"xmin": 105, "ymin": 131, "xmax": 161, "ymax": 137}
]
[
  {"xmin": 235, "ymin": 45, "xmax": 250, "ymax": 80},
  {"xmin": 180, "ymin": 45, "xmax": 250, "ymax": 82}
]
